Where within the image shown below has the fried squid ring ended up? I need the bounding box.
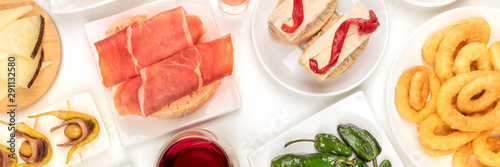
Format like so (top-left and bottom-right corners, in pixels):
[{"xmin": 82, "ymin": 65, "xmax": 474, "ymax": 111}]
[
  {"xmin": 419, "ymin": 139, "xmax": 462, "ymax": 157},
  {"xmin": 456, "ymin": 76, "xmax": 500, "ymax": 114},
  {"xmin": 473, "ymin": 131, "xmax": 500, "ymax": 166},
  {"xmin": 422, "ymin": 17, "xmax": 491, "ymax": 66},
  {"xmin": 409, "ymin": 72, "xmax": 430, "ymax": 110},
  {"xmin": 435, "ymin": 20, "xmax": 491, "ymax": 82},
  {"xmin": 487, "ymin": 136, "xmax": 500, "ymax": 153},
  {"xmin": 437, "ymin": 71, "xmax": 500, "ymax": 131},
  {"xmin": 453, "ymin": 43, "xmax": 493, "ymax": 75},
  {"xmin": 490, "ymin": 41, "xmax": 500, "ymax": 71},
  {"xmin": 418, "ymin": 114, "xmax": 479, "ymax": 150},
  {"xmin": 395, "ymin": 66, "xmax": 441, "ymax": 123},
  {"xmin": 453, "ymin": 142, "xmax": 488, "ymax": 167},
  {"xmin": 453, "ymin": 137, "xmax": 500, "ymax": 167}
]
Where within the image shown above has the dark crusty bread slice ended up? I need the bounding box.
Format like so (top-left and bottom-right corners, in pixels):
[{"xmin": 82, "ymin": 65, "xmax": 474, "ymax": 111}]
[
  {"xmin": 304, "ymin": 15, "xmax": 369, "ymax": 78},
  {"xmin": 268, "ymin": 0, "xmax": 338, "ymax": 45},
  {"xmin": 106, "ymin": 15, "xmax": 221, "ymax": 119}
]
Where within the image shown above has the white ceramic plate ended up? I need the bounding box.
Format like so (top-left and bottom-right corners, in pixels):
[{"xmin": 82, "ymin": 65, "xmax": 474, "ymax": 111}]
[
  {"xmin": 403, "ymin": 0, "xmax": 455, "ymax": 7},
  {"xmin": 248, "ymin": 92, "xmax": 403, "ymax": 166},
  {"xmin": 49, "ymin": 0, "xmax": 116, "ymax": 14},
  {"xmin": 0, "ymin": 93, "xmax": 110, "ymax": 167},
  {"xmin": 83, "ymin": 0, "xmax": 241, "ymax": 146},
  {"xmin": 251, "ymin": 0, "xmax": 389, "ymax": 96},
  {"xmin": 386, "ymin": 7, "xmax": 500, "ymax": 167}
]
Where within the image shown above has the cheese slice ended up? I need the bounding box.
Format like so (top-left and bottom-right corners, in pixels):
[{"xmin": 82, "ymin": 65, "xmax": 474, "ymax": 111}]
[
  {"xmin": 0, "ymin": 15, "xmax": 44, "ymax": 59},
  {"xmin": 299, "ymin": 4, "xmax": 373, "ymax": 81},
  {"xmin": 0, "ymin": 5, "xmax": 33, "ymax": 30},
  {"xmin": 0, "ymin": 49, "xmax": 43, "ymax": 89}
]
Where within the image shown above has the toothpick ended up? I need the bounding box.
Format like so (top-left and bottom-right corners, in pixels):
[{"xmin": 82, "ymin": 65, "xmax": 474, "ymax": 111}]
[
  {"xmin": 33, "ymin": 117, "xmax": 38, "ymax": 131},
  {"xmin": 78, "ymin": 146, "xmax": 83, "ymax": 161},
  {"xmin": 66, "ymin": 100, "xmax": 71, "ymax": 111}
]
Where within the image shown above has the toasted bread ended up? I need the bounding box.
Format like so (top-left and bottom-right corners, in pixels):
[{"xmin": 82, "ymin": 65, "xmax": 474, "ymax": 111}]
[
  {"xmin": 268, "ymin": 0, "xmax": 338, "ymax": 45},
  {"xmin": 107, "ymin": 15, "xmax": 221, "ymax": 119},
  {"xmin": 304, "ymin": 15, "xmax": 369, "ymax": 78}
]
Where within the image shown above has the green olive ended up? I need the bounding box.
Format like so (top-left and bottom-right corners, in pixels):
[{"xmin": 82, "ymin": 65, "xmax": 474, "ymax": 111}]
[
  {"xmin": 64, "ymin": 124, "xmax": 82, "ymax": 140},
  {"xmin": 19, "ymin": 141, "xmax": 32, "ymax": 157}
]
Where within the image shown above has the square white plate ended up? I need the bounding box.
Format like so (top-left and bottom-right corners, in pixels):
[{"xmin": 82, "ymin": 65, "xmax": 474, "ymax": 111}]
[
  {"xmin": 0, "ymin": 92, "xmax": 110, "ymax": 167},
  {"xmin": 248, "ymin": 92, "xmax": 403, "ymax": 166},
  {"xmin": 83, "ymin": 0, "xmax": 241, "ymax": 146},
  {"xmin": 49, "ymin": 0, "xmax": 116, "ymax": 14}
]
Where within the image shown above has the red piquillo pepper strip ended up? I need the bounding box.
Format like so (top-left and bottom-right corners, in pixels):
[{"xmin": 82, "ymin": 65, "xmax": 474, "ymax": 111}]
[
  {"xmin": 309, "ymin": 10, "xmax": 380, "ymax": 75},
  {"xmin": 281, "ymin": 0, "xmax": 304, "ymax": 33}
]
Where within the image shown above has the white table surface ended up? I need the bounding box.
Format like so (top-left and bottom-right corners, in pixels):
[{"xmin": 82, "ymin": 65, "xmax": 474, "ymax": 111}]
[{"xmin": 3, "ymin": 0, "xmax": 500, "ymax": 166}]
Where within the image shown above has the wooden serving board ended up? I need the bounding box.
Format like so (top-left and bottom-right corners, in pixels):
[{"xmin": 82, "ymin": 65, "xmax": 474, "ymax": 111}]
[{"xmin": 0, "ymin": 0, "xmax": 62, "ymax": 111}]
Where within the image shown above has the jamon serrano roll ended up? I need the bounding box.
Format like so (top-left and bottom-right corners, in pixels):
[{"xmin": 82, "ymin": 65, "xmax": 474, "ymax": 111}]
[
  {"xmin": 94, "ymin": 6, "xmax": 207, "ymax": 87},
  {"xmin": 113, "ymin": 35, "xmax": 233, "ymax": 118}
]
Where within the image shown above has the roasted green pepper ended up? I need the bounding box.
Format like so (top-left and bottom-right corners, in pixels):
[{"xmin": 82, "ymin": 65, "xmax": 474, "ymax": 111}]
[
  {"xmin": 284, "ymin": 133, "xmax": 352, "ymax": 157},
  {"xmin": 337, "ymin": 124, "xmax": 381, "ymax": 162},
  {"xmin": 28, "ymin": 110, "xmax": 100, "ymax": 164},
  {"xmin": 349, "ymin": 158, "xmax": 368, "ymax": 167},
  {"xmin": 379, "ymin": 159, "xmax": 392, "ymax": 167},
  {"xmin": 271, "ymin": 153, "xmax": 347, "ymax": 167}
]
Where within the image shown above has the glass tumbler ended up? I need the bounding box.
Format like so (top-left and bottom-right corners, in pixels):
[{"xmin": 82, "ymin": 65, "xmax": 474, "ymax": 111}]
[
  {"xmin": 218, "ymin": 0, "xmax": 249, "ymax": 15},
  {"xmin": 155, "ymin": 129, "xmax": 239, "ymax": 167}
]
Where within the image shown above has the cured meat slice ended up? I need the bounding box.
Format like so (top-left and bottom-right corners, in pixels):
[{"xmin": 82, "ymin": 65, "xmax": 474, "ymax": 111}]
[
  {"xmin": 113, "ymin": 35, "xmax": 234, "ymax": 117},
  {"xmin": 50, "ymin": 119, "xmax": 95, "ymax": 147},
  {"xmin": 0, "ymin": 148, "xmax": 8, "ymax": 167},
  {"xmin": 95, "ymin": 6, "xmax": 207, "ymax": 87},
  {"xmin": 15, "ymin": 131, "xmax": 49, "ymax": 164}
]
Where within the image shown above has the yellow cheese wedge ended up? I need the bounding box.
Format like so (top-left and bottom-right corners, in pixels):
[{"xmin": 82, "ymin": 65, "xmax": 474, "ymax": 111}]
[
  {"xmin": 0, "ymin": 5, "xmax": 33, "ymax": 30},
  {"xmin": 0, "ymin": 15, "xmax": 44, "ymax": 59},
  {"xmin": 0, "ymin": 49, "xmax": 43, "ymax": 89}
]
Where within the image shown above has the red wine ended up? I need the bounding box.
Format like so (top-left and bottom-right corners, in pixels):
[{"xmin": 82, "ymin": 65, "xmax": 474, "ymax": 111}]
[{"xmin": 159, "ymin": 137, "xmax": 229, "ymax": 167}]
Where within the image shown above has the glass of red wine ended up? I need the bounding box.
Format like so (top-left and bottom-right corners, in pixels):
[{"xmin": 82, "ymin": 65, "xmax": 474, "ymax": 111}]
[{"xmin": 155, "ymin": 129, "xmax": 239, "ymax": 167}]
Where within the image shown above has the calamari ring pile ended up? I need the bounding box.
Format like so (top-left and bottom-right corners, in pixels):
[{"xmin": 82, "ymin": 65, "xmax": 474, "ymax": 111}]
[
  {"xmin": 395, "ymin": 65, "xmax": 441, "ymax": 124},
  {"xmin": 395, "ymin": 17, "xmax": 500, "ymax": 166}
]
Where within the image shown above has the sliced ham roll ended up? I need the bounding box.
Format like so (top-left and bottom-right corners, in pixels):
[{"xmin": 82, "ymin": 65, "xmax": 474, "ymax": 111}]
[
  {"xmin": 95, "ymin": 6, "xmax": 206, "ymax": 87},
  {"xmin": 114, "ymin": 34, "xmax": 234, "ymax": 117}
]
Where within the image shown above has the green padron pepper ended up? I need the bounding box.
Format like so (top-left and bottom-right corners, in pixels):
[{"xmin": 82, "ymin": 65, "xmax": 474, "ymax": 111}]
[
  {"xmin": 337, "ymin": 124, "xmax": 382, "ymax": 162},
  {"xmin": 379, "ymin": 159, "xmax": 392, "ymax": 167},
  {"xmin": 284, "ymin": 133, "xmax": 352, "ymax": 157},
  {"xmin": 271, "ymin": 153, "xmax": 348, "ymax": 167},
  {"xmin": 349, "ymin": 158, "xmax": 368, "ymax": 167}
]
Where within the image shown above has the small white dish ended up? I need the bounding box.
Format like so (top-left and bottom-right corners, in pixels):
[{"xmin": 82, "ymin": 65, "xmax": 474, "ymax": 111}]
[
  {"xmin": 386, "ymin": 6, "xmax": 500, "ymax": 167},
  {"xmin": 50, "ymin": 0, "xmax": 116, "ymax": 14},
  {"xmin": 0, "ymin": 92, "xmax": 110, "ymax": 166},
  {"xmin": 403, "ymin": 0, "xmax": 455, "ymax": 7},
  {"xmin": 83, "ymin": 0, "xmax": 241, "ymax": 146},
  {"xmin": 248, "ymin": 92, "xmax": 403, "ymax": 166},
  {"xmin": 251, "ymin": 0, "xmax": 389, "ymax": 96}
]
